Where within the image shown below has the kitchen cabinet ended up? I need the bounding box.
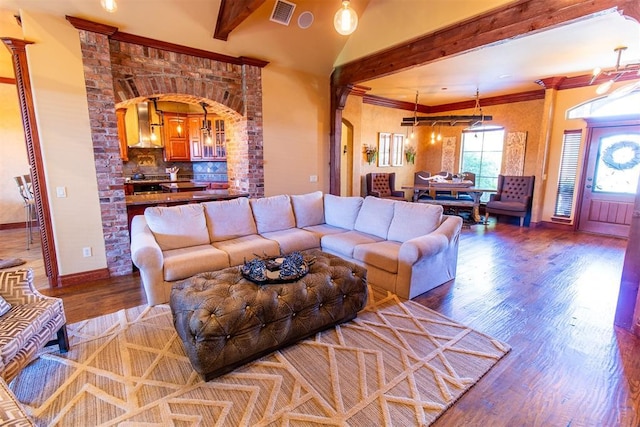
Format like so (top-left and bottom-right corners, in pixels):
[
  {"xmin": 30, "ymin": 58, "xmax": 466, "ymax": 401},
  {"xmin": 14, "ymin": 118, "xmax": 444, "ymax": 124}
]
[
  {"xmin": 163, "ymin": 113, "xmax": 190, "ymax": 161},
  {"xmin": 188, "ymin": 114, "xmax": 226, "ymax": 161},
  {"xmin": 116, "ymin": 108, "xmax": 128, "ymax": 161}
]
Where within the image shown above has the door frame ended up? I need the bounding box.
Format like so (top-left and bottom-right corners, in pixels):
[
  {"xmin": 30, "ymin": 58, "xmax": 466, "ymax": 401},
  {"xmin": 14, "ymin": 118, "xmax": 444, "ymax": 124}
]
[{"xmin": 575, "ymin": 116, "xmax": 640, "ymax": 234}]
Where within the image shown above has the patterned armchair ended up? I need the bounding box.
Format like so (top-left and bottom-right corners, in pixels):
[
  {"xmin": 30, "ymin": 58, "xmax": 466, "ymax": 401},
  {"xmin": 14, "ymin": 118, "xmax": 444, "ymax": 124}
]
[
  {"xmin": 0, "ymin": 269, "xmax": 69, "ymax": 383},
  {"xmin": 484, "ymin": 175, "xmax": 535, "ymax": 227},
  {"xmin": 365, "ymin": 173, "xmax": 406, "ymax": 201}
]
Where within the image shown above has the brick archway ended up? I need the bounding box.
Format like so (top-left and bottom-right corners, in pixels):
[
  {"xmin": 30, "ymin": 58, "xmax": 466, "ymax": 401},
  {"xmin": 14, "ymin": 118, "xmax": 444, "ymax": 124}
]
[{"xmin": 73, "ymin": 27, "xmax": 264, "ymax": 278}]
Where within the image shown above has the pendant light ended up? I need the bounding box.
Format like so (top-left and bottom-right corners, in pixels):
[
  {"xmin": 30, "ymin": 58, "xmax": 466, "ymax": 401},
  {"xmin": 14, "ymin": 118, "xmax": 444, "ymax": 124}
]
[
  {"xmin": 100, "ymin": 0, "xmax": 117, "ymax": 13},
  {"xmin": 334, "ymin": 1, "xmax": 358, "ymax": 36}
]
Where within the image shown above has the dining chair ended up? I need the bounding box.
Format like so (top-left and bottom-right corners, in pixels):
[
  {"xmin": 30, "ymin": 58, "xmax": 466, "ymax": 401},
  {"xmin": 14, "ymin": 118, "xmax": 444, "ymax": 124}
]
[{"xmin": 484, "ymin": 175, "xmax": 535, "ymax": 227}]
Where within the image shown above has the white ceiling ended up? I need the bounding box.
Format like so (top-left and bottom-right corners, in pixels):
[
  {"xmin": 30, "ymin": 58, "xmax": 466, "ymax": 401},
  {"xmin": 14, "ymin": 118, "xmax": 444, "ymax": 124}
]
[{"xmin": 360, "ymin": 12, "xmax": 640, "ymax": 105}]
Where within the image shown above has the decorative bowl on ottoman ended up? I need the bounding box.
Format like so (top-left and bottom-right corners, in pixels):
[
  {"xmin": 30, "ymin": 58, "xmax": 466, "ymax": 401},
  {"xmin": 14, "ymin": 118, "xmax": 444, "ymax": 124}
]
[{"xmin": 170, "ymin": 250, "xmax": 368, "ymax": 380}]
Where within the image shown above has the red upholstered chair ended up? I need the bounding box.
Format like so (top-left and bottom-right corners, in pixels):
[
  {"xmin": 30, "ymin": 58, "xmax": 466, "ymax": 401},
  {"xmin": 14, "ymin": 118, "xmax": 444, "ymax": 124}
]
[
  {"xmin": 366, "ymin": 173, "xmax": 406, "ymax": 201},
  {"xmin": 484, "ymin": 175, "xmax": 535, "ymax": 227}
]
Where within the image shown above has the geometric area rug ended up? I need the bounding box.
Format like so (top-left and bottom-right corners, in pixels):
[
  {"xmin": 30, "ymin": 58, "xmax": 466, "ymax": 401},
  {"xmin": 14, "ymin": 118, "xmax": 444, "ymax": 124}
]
[{"xmin": 10, "ymin": 286, "xmax": 510, "ymax": 426}]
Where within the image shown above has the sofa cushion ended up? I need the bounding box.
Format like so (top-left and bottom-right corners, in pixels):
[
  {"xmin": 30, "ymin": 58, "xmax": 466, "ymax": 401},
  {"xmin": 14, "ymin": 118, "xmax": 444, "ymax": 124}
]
[
  {"xmin": 163, "ymin": 245, "xmax": 230, "ymax": 282},
  {"xmin": 321, "ymin": 230, "xmax": 383, "ymax": 259},
  {"xmin": 303, "ymin": 224, "xmax": 348, "ymax": 239},
  {"xmin": 353, "ymin": 240, "xmax": 401, "ymax": 273},
  {"xmin": 213, "ymin": 235, "xmax": 280, "ymax": 266},
  {"xmin": 250, "ymin": 195, "xmax": 296, "ymax": 234},
  {"xmin": 261, "ymin": 228, "xmax": 320, "ymax": 254},
  {"xmin": 354, "ymin": 196, "xmax": 396, "ymax": 239},
  {"xmin": 291, "ymin": 191, "xmax": 324, "ymax": 228},
  {"xmin": 203, "ymin": 197, "xmax": 257, "ymax": 242},
  {"xmin": 387, "ymin": 202, "xmax": 443, "ymax": 242},
  {"xmin": 145, "ymin": 204, "xmax": 209, "ymax": 251},
  {"xmin": 324, "ymin": 194, "xmax": 363, "ymax": 230}
]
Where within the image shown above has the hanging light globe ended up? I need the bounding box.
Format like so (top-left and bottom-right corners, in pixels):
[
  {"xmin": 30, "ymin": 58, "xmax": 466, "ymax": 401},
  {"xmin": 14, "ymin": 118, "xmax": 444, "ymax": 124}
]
[{"xmin": 334, "ymin": 1, "xmax": 358, "ymax": 36}]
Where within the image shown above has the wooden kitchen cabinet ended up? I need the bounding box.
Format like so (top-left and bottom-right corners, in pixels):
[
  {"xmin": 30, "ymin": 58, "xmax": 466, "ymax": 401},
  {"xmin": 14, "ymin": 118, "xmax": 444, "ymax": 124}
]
[
  {"xmin": 163, "ymin": 113, "xmax": 190, "ymax": 161},
  {"xmin": 116, "ymin": 108, "xmax": 128, "ymax": 161},
  {"xmin": 188, "ymin": 114, "xmax": 226, "ymax": 161}
]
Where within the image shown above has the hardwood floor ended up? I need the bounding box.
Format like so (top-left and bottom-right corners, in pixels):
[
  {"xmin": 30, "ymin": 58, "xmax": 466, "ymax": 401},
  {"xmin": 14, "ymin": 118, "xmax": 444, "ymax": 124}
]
[{"xmin": 0, "ymin": 222, "xmax": 638, "ymax": 425}]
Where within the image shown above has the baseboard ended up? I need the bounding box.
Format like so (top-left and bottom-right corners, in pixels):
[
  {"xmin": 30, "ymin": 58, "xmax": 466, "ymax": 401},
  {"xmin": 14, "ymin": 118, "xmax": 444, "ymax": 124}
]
[
  {"xmin": 537, "ymin": 220, "xmax": 576, "ymax": 231},
  {"xmin": 57, "ymin": 268, "xmax": 110, "ymax": 287}
]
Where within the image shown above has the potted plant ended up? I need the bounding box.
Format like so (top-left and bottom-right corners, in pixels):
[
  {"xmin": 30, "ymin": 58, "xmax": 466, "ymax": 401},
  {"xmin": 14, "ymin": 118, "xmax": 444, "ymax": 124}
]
[
  {"xmin": 363, "ymin": 145, "xmax": 378, "ymax": 164},
  {"xmin": 405, "ymin": 146, "xmax": 416, "ymax": 164}
]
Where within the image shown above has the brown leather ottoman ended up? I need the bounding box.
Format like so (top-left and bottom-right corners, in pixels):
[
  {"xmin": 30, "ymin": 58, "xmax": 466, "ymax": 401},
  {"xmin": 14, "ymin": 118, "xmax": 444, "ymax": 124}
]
[{"xmin": 170, "ymin": 250, "xmax": 368, "ymax": 381}]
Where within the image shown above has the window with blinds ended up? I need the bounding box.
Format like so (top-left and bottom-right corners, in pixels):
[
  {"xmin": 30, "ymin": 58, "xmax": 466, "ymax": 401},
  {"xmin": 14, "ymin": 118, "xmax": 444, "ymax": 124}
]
[{"xmin": 553, "ymin": 130, "xmax": 582, "ymax": 218}]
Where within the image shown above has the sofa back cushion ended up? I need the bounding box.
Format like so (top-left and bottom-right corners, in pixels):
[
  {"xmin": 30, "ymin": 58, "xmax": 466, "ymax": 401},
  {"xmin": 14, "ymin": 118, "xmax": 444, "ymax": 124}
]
[
  {"xmin": 324, "ymin": 194, "xmax": 363, "ymax": 230},
  {"xmin": 354, "ymin": 196, "xmax": 396, "ymax": 239},
  {"xmin": 144, "ymin": 204, "xmax": 209, "ymax": 250},
  {"xmin": 250, "ymin": 194, "xmax": 296, "ymax": 234},
  {"xmin": 291, "ymin": 191, "xmax": 324, "ymax": 228},
  {"xmin": 387, "ymin": 202, "xmax": 443, "ymax": 242},
  {"xmin": 203, "ymin": 197, "xmax": 257, "ymax": 242}
]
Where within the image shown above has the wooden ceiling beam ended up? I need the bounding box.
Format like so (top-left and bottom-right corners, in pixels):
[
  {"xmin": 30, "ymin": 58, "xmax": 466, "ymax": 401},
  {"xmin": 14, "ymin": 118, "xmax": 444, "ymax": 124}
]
[
  {"xmin": 214, "ymin": 0, "xmax": 267, "ymax": 41},
  {"xmin": 331, "ymin": 0, "xmax": 640, "ymax": 87}
]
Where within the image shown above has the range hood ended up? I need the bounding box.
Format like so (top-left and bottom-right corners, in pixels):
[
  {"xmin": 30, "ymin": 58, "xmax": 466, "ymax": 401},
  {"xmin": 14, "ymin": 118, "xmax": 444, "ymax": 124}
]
[{"xmin": 131, "ymin": 102, "xmax": 164, "ymax": 148}]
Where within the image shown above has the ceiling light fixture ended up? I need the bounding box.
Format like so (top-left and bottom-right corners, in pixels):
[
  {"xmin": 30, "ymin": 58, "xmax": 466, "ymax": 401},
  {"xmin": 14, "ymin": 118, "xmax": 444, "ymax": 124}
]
[
  {"xmin": 100, "ymin": 0, "xmax": 117, "ymax": 13},
  {"xmin": 334, "ymin": 1, "xmax": 358, "ymax": 36},
  {"xmin": 200, "ymin": 102, "xmax": 213, "ymax": 145},
  {"xmin": 401, "ymin": 89, "xmax": 492, "ymax": 129},
  {"xmin": 411, "ymin": 91, "xmax": 418, "ymax": 139},
  {"xmin": 590, "ymin": 46, "xmax": 640, "ymax": 95}
]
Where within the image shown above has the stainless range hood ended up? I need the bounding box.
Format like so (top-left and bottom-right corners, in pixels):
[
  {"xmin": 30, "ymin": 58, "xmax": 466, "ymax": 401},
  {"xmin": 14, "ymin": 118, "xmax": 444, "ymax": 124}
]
[{"xmin": 130, "ymin": 102, "xmax": 164, "ymax": 148}]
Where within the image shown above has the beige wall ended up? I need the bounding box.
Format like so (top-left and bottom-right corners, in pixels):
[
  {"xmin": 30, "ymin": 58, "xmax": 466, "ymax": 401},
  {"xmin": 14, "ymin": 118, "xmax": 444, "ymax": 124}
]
[{"xmin": 262, "ymin": 65, "xmax": 330, "ymax": 196}]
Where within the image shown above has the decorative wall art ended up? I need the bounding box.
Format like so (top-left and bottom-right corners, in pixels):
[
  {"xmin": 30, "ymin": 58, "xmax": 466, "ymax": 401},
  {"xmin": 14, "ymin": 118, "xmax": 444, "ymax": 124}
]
[
  {"xmin": 505, "ymin": 131, "xmax": 527, "ymax": 176},
  {"xmin": 441, "ymin": 137, "xmax": 456, "ymax": 172},
  {"xmin": 378, "ymin": 132, "xmax": 391, "ymax": 167}
]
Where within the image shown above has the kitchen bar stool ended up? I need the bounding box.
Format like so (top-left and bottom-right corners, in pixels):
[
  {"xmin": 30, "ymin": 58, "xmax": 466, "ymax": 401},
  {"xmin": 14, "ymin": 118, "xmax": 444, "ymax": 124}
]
[{"xmin": 13, "ymin": 175, "xmax": 37, "ymax": 250}]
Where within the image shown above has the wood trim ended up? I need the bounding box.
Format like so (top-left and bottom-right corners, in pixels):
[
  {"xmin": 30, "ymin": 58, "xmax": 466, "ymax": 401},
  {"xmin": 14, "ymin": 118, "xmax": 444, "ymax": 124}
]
[
  {"xmin": 65, "ymin": 16, "xmax": 269, "ymax": 68},
  {"xmin": 115, "ymin": 108, "xmax": 128, "ymax": 161},
  {"xmin": 0, "ymin": 76, "xmax": 16, "ymax": 85},
  {"xmin": 0, "ymin": 222, "xmax": 32, "ymax": 230},
  {"xmin": 1, "ymin": 37, "xmax": 59, "ymax": 288},
  {"xmin": 57, "ymin": 268, "xmax": 110, "ymax": 287},
  {"xmin": 331, "ymin": 0, "xmax": 640, "ymax": 87},
  {"xmin": 214, "ymin": 0, "xmax": 267, "ymax": 41}
]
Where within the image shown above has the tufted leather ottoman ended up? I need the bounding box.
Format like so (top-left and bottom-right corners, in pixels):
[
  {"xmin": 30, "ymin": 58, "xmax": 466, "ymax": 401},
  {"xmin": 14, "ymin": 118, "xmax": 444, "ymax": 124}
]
[{"xmin": 170, "ymin": 250, "xmax": 368, "ymax": 380}]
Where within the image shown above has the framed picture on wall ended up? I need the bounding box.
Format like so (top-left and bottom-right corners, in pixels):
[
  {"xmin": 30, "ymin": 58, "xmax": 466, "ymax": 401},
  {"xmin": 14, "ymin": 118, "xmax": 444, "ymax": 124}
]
[
  {"xmin": 378, "ymin": 132, "xmax": 391, "ymax": 167},
  {"xmin": 392, "ymin": 133, "xmax": 404, "ymax": 166}
]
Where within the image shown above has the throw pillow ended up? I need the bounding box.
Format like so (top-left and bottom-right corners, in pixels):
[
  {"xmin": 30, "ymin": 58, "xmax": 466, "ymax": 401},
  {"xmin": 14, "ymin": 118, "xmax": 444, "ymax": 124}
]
[
  {"xmin": 0, "ymin": 296, "xmax": 11, "ymax": 316},
  {"xmin": 291, "ymin": 191, "xmax": 324, "ymax": 227}
]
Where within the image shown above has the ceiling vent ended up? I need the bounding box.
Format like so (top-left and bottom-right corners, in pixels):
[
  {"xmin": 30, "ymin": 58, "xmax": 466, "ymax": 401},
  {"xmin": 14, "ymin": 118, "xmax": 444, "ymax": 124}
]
[{"xmin": 270, "ymin": 0, "xmax": 296, "ymax": 26}]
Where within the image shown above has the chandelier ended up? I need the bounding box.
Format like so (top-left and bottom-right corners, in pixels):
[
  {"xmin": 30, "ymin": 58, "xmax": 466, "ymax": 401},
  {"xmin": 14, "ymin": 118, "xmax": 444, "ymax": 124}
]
[
  {"xmin": 590, "ymin": 46, "xmax": 640, "ymax": 97},
  {"xmin": 401, "ymin": 89, "xmax": 492, "ymax": 130},
  {"xmin": 334, "ymin": 1, "xmax": 358, "ymax": 35}
]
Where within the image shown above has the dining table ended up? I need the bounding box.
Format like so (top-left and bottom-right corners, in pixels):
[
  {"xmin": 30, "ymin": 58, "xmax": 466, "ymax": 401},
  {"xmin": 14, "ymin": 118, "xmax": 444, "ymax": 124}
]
[{"xmin": 401, "ymin": 183, "xmax": 497, "ymax": 224}]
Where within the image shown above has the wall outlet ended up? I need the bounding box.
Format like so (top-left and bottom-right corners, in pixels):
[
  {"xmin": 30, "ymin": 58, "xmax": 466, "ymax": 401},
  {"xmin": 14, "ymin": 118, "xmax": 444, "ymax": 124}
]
[
  {"xmin": 56, "ymin": 186, "xmax": 67, "ymax": 198},
  {"xmin": 82, "ymin": 247, "xmax": 92, "ymax": 257},
  {"xmin": 309, "ymin": 175, "xmax": 318, "ymax": 182}
]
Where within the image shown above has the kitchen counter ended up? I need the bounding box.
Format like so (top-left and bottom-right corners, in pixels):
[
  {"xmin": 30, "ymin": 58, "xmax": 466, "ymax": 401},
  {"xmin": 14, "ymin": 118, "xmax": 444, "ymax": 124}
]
[{"xmin": 125, "ymin": 189, "xmax": 248, "ymax": 206}]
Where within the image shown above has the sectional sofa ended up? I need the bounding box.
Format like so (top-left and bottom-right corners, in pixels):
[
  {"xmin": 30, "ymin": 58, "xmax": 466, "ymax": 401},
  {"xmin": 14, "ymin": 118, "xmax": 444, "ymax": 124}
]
[{"xmin": 130, "ymin": 192, "xmax": 463, "ymax": 305}]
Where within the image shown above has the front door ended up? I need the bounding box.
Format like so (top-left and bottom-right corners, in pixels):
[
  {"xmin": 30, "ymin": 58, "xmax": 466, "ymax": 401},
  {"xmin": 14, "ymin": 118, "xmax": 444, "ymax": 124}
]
[{"xmin": 578, "ymin": 124, "xmax": 640, "ymax": 237}]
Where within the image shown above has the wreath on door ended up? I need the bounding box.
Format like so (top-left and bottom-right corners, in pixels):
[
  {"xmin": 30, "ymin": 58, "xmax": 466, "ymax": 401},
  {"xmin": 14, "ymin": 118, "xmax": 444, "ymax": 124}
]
[{"xmin": 601, "ymin": 140, "xmax": 640, "ymax": 170}]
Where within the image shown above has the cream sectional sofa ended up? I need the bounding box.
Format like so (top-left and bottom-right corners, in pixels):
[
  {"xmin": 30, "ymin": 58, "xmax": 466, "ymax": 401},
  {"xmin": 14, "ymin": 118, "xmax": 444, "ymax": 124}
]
[{"xmin": 130, "ymin": 192, "xmax": 463, "ymax": 305}]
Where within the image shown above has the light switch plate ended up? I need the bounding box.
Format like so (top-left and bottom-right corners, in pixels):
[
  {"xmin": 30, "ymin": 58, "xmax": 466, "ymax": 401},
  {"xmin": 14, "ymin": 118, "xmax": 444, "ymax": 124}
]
[{"xmin": 56, "ymin": 186, "xmax": 67, "ymax": 198}]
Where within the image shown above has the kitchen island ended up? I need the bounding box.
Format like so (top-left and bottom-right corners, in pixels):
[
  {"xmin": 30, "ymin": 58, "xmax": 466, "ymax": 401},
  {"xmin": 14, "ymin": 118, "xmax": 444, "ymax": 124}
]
[{"xmin": 125, "ymin": 189, "xmax": 249, "ymax": 229}]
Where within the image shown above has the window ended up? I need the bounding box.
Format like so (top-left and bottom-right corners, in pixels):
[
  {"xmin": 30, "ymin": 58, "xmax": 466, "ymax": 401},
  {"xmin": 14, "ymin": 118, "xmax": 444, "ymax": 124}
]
[
  {"xmin": 554, "ymin": 130, "xmax": 582, "ymax": 218},
  {"xmin": 378, "ymin": 132, "xmax": 391, "ymax": 167},
  {"xmin": 391, "ymin": 133, "xmax": 404, "ymax": 166},
  {"xmin": 567, "ymin": 91, "xmax": 640, "ymax": 119},
  {"xmin": 460, "ymin": 126, "xmax": 505, "ymax": 200}
]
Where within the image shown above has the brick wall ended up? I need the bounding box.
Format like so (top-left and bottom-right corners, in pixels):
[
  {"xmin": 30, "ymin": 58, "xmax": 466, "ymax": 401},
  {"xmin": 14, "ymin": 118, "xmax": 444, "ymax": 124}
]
[{"xmin": 75, "ymin": 30, "xmax": 264, "ymax": 277}]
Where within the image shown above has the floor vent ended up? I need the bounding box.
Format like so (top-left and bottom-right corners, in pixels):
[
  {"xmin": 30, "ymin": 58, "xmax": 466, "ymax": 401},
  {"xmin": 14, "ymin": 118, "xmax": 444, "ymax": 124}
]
[{"xmin": 270, "ymin": 0, "xmax": 296, "ymax": 26}]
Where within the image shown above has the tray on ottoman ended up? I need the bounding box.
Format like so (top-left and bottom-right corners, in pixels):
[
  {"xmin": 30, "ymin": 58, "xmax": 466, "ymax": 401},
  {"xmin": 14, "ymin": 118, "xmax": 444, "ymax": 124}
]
[{"xmin": 170, "ymin": 249, "xmax": 368, "ymax": 381}]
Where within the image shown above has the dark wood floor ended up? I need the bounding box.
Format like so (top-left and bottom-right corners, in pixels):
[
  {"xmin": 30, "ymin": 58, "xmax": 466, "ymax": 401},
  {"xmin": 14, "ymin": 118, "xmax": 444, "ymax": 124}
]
[{"xmin": 1, "ymin": 222, "xmax": 638, "ymax": 426}]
